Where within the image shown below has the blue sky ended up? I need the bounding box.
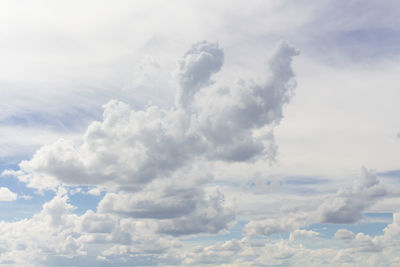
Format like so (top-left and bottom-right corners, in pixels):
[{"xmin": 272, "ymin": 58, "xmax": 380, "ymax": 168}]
[{"xmin": 1, "ymin": 0, "xmax": 400, "ymax": 266}]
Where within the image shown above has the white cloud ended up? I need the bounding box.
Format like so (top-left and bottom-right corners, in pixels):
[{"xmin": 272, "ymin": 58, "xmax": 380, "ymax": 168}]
[
  {"xmin": 97, "ymin": 176, "xmax": 235, "ymax": 236},
  {"xmin": 5, "ymin": 40, "xmax": 298, "ymax": 193},
  {"xmin": 352, "ymin": 232, "xmax": 383, "ymax": 253},
  {"xmin": 383, "ymin": 212, "xmax": 400, "ymax": 238},
  {"xmin": 244, "ymin": 168, "xmax": 388, "ymax": 237},
  {"xmin": 244, "ymin": 214, "xmax": 307, "ymax": 237},
  {"xmin": 0, "ymin": 39, "xmax": 301, "ymax": 265},
  {"xmin": 1, "ymin": 40, "xmax": 299, "ymax": 243},
  {"xmin": 289, "ymin": 229, "xmax": 319, "ymax": 241},
  {"xmin": 183, "ymin": 239, "xmax": 244, "ymax": 265},
  {"xmin": 182, "ymin": 211, "xmax": 400, "ymax": 266},
  {"xmin": 318, "ymin": 168, "xmax": 387, "ymax": 224},
  {"xmin": 335, "ymin": 229, "xmax": 356, "ymax": 240},
  {"xmin": 0, "ymin": 193, "xmax": 84, "ymax": 265},
  {"xmin": 0, "ymin": 191, "xmax": 184, "ymax": 265},
  {"xmin": 0, "ymin": 187, "xmax": 17, "ymax": 202}
]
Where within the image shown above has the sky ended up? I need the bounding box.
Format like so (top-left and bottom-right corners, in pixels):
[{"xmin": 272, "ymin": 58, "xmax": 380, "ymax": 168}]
[{"xmin": 0, "ymin": 0, "xmax": 400, "ymax": 266}]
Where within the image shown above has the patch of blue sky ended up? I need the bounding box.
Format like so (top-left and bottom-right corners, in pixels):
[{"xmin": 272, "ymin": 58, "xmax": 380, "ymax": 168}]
[
  {"xmin": 378, "ymin": 169, "xmax": 400, "ymax": 178},
  {"xmin": 0, "ymin": 161, "xmax": 19, "ymax": 171},
  {"xmin": 0, "ymin": 152, "xmax": 37, "ymax": 168},
  {"xmin": 364, "ymin": 212, "xmax": 393, "ymax": 220},
  {"xmin": 0, "ymin": 163, "xmax": 33, "ymax": 196},
  {"xmin": 1, "ymin": 161, "xmax": 102, "ymax": 217},
  {"xmin": 0, "ymin": 182, "xmax": 55, "ymax": 222},
  {"xmin": 0, "ymin": 176, "xmax": 103, "ymax": 220},
  {"xmin": 308, "ymin": 219, "xmax": 390, "ymax": 239},
  {"xmin": 0, "ymin": 163, "xmax": 52, "ymax": 221},
  {"xmin": 362, "ymin": 212, "xmax": 393, "ymax": 225},
  {"xmin": 0, "ymin": 196, "xmax": 49, "ymax": 222},
  {"xmin": 67, "ymin": 188, "xmax": 105, "ymax": 215}
]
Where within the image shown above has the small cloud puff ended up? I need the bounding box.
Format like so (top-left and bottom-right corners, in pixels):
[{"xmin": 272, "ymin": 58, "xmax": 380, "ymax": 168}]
[{"xmin": 0, "ymin": 187, "xmax": 17, "ymax": 202}]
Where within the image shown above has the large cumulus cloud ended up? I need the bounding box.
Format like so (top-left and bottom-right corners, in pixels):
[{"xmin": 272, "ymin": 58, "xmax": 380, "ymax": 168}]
[
  {"xmin": 4, "ymin": 40, "xmax": 299, "ymax": 191},
  {"xmin": 0, "ymin": 40, "xmax": 300, "ymax": 264}
]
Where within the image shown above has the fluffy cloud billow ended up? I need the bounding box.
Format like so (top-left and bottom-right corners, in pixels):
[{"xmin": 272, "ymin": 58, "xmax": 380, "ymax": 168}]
[
  {"xmin": 243, "ymin": 168, "xmax": 388, "ymax": 237},
  {"xmin": 0, "ymin": 187, "xmax": 17, "ymax": 202},
  {"xmin": 5, "ymin": 40, "xmax": 299, "ymax": 192},
  {"xmin": 318, "ymin": 167, "xmax": 387, "ymax": 224},
  {"xmin": 0, "ymin": 40, "xmax": 301, "ymax": 264}
]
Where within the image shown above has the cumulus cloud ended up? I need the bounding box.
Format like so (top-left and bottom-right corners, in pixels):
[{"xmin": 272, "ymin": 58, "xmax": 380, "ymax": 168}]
[
  {"xmin": 0, "ymin": 187, "xmax": 17, "ymax": 202},
  {"xmin": 0, "ymin": 192, "xmax": 84, "ymax": 265},
  {"xmin": 182, "ymin": 211, "xmax": 400, "ymax": 267},
  {"xmin": 189, "ymin": 235, "xmax": 393, "ymax": 267},
  {"xmin": 289, "ymin": 229, "xmax": 319, "ymax": 241},
  {"xmin": 155, "ymin": 188, "xmax": 234, "ymax": 236},
  {"xmin": 244, "ymin": 214, "xmax": 307, "ymax": 237},
  {"xmin": 318, "ymin": 167, "xmax": 387, "ymax": 224},
  {"xmin": 352, "ymin": 232, "xmax": 383, "ymax": 252},
  {"xmin": 97, "ymin": 175, "xmax": 235, "ymax": 236},
  {"xmin": 335, "ymin": 229, "xmax": 356, "ymax": 240},
  {"xmin": 244, "ymin": 168, "xmax": 388, "ymax": 237},
  {"xmin": 0, "ymin": 39, "xmax": 301, "ymax": 264},
  {"xmin": 383, "ymin": 212, "xmax": 400, "ymax": 238},
  {"xmin": 3, "ymin": 38, "xmax": 298, "ymax": 262},
  {"xmin": 4, "ymin": 40, "xmax": 299, "ymax": 193},
  {"xmin": 0, "ymin": 40, "xmax": 302, "ymax": 265},
  {"xmin": 0, "ymin": 190, "xmax": 183, "ymax": 265},
  {"xmin": 183, "ymin": 239, "xmax": 244, "ymax": 265}
]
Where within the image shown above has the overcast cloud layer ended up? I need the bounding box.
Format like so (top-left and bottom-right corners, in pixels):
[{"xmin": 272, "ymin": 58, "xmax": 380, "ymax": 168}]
[{"xmin": 1, "ymin": 1, "xmax": 400, "ymax": 266}]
